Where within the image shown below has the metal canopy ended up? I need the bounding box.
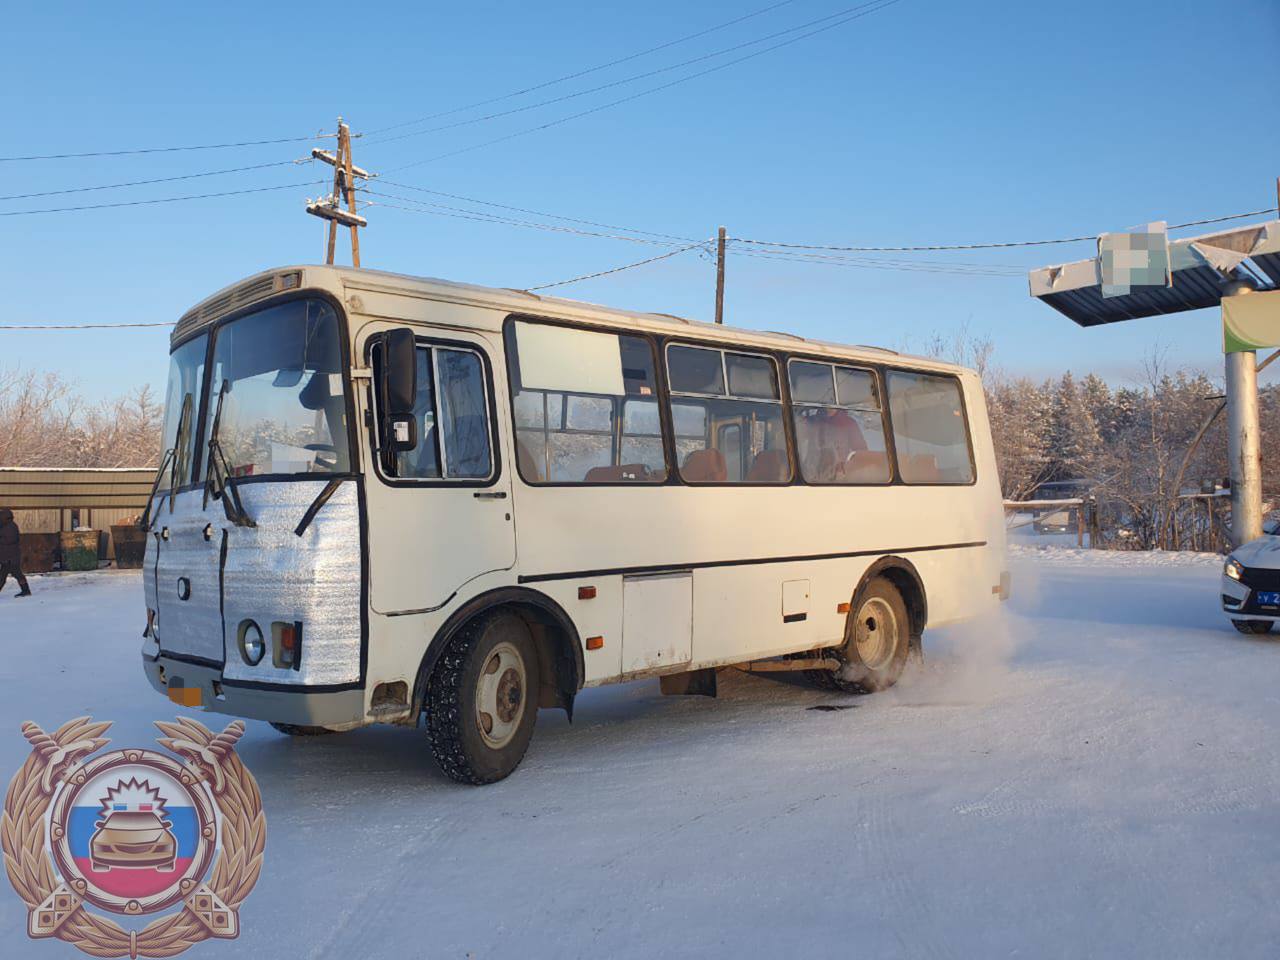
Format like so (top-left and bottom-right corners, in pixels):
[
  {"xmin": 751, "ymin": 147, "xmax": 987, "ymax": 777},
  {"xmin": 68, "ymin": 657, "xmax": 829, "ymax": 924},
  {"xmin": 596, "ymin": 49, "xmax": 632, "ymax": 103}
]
[{"xmin": 1029, "ymin": 220, "xmax": 1280, "ymax": 326}]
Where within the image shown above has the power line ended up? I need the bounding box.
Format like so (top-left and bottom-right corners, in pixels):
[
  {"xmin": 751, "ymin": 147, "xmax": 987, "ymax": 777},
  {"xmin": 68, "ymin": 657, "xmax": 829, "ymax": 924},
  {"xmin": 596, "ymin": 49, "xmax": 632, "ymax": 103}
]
[
  {"xmin": 363, "ymin": 189, "xmax": 690, "ymax": 245},
  {"xmin": 379, "ymin": 0, "xmax": 902, "ymax": 174},
  {"xmin": 732, "ymin": 206, "xmax": 1280, "ymax": 253},
  {"xmin": 730, "ymin": 247, "xmax": 1026, "ymax": 276},
  {"xmin": 0, "ymin": 180, "xmax": 325, "ymax": 217},
  {"xmin": 365, "ymin": 1, "xmax": 892, "ymax": 148},
  {"xmin": 528, "ymin": 241, "xmax": 708, "ymax": 291},
  {"xmin": 369, "ymin": 180, "xmax": 695, "ymax": 242},
  {"xmin": 0, "ymin": 134, "xmax": 328, "ymax": 163},
  {"xmin": 0, "ymin": 321, "xmax": 173, "ymax": 330},
  {"xmin": 362, "ymin": 1, "xmax": 800, "ymax": 137},
  {"xmin": 0, "ymin": 159, "xmax": 305, "ymax": 202}
]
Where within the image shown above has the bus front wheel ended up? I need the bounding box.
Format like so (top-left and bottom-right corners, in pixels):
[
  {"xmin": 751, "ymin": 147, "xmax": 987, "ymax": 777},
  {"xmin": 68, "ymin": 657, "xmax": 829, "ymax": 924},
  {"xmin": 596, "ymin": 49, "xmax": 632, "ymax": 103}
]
[
  {"xmin": 815, "ymin": 577, "xmax": 911, "ymax": 694},
  {"xmin": 425, "ymin": 611, "xmax": 539, "ymax": 785}
]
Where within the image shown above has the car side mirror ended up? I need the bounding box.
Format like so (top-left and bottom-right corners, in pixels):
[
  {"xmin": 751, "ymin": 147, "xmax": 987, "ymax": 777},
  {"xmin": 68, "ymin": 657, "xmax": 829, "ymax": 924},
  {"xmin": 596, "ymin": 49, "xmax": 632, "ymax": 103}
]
[{"xmin": 376, "ymin": 328, "xmax": 418, "ymax": 454}]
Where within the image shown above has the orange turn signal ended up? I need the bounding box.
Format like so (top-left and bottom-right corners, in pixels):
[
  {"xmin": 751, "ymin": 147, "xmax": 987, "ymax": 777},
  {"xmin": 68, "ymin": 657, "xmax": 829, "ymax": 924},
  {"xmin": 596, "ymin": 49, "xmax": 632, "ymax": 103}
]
[
  {"xmin": 578, "ymin": 586, "xmax": 597, "ymax": 600},
  {"xmin": 837, "ymin": 602, "xmax": 850, "ymax": 614},
  {"xmin": 586, "ymin": 636, "xmax": 604, "ymax": 651}
]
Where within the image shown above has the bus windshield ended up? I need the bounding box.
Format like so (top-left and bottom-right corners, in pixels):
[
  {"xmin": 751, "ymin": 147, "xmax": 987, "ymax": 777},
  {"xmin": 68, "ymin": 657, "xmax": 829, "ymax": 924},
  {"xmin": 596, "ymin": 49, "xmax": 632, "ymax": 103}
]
[
  {"xmin": 159, "ymin": 333, "xmax": 207, "ymax": 488},
  {"xmin": 202, "ymin": 298, "xmax": 350, "ymax": 478}
]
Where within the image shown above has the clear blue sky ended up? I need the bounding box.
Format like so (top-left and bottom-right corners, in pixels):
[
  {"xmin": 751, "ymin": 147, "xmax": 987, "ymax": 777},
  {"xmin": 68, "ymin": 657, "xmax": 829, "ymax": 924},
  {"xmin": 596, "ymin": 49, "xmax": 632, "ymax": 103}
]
[{"xmin": 3, "ymin": 0, "xmax": 1278, "ymax": 401}]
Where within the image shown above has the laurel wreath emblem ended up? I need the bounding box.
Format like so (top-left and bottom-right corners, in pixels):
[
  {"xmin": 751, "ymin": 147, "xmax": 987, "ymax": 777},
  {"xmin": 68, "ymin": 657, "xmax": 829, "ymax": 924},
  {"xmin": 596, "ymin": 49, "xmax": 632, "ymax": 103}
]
[{"xmin": 1, "ymin": 716, "xmax": 265, "ymax": 959}]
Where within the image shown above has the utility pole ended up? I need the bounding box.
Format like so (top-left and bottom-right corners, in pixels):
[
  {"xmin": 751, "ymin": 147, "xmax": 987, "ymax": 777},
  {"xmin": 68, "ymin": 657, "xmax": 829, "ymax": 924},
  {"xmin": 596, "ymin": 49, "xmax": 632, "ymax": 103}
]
[
  {"xmin": 714, "ymin": 226, "xmax": 726, "ymax": 324},
  {"xmin": 307, "ymin": 118, "xmax": 372, "ymax": 267},
  {"xmin": 1225, "ymin": 278, "xmax": 1263, "ymax": 548}
]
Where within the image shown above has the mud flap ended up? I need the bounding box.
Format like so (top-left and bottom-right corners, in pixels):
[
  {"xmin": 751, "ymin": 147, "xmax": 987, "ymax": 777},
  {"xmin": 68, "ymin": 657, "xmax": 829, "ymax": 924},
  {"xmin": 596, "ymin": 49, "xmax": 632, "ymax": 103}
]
[
  {"xmin": 659, "ymin": 668, "xmax": 718, "ymax": 698},
  {"xmin": 908, "ymin": 633, "xmax": 925, "ymax": 664}
]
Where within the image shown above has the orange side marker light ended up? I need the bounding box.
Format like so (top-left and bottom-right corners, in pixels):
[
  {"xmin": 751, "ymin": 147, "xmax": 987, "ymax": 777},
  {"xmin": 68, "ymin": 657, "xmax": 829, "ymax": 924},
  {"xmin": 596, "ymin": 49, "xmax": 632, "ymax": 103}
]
[
  {"xmin": 586, "ymin": 636, "xmax": 604, "ymax": 651},
  {"xmin": 837, "ymin": 602, "xmax": 850, "ymax": 614}
]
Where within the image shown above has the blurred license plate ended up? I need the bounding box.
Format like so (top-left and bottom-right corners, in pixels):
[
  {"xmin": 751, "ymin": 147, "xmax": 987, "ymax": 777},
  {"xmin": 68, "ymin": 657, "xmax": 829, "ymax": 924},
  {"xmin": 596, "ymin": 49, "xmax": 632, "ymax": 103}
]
[{"xmin": 1257, "ymin": 592, "xmax": 1280, "ymax": 606}]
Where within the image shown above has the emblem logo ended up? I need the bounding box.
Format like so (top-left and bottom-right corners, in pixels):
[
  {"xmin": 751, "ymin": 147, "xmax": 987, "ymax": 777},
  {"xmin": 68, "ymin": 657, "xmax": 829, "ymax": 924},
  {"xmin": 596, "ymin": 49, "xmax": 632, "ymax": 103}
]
[{"xmin": 2, "ymin": 716, "xmax": 266, "ymax": 958}]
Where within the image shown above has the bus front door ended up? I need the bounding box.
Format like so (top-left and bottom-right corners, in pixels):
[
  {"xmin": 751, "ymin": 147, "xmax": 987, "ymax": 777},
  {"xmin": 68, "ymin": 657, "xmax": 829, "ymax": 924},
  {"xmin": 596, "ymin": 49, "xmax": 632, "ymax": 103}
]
[{"xmin": 365, "ymin": 332, "xmax": 515, "ymax": 615}]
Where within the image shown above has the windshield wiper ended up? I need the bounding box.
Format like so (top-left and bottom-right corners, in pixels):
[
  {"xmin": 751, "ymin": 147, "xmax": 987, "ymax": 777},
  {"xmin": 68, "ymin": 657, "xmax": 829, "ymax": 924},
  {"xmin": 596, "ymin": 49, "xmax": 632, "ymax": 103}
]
[
  {"xmin": 204, "ymin": 381, "xmax": 256, "ymax": 528},
  {"xmin": 139, "ymin": 447, "xmax": 175, "ymax": 532}
]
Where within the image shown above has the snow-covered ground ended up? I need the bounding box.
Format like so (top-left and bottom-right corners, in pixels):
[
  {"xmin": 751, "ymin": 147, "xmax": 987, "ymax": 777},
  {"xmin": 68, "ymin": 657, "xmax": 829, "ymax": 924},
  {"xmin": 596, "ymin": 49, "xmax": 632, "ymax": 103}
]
[{"xmin": 2, "ymin": 551, "xmax": 1279, "ymax": 959}]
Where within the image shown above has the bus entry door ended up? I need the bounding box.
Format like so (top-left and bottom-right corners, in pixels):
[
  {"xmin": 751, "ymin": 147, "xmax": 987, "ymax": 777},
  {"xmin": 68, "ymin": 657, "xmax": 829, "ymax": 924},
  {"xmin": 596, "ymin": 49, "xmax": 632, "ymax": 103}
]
[{"xmin": 364, "ymin": 331, "xmax": 515, "ymax": 614}]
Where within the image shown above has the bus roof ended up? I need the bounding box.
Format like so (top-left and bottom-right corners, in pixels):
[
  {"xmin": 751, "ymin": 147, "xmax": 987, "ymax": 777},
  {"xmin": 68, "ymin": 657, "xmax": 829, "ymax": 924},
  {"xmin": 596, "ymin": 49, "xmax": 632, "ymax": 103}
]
[{"xmin": 173, "ymin": 264, "xmax": 972, "ymax": 375}]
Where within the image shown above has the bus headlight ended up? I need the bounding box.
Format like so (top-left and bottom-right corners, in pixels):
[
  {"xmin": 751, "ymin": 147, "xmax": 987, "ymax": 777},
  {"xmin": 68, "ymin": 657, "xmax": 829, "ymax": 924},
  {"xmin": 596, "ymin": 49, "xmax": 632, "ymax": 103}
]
[
  {"xmin": 1224, "ymin": 558, "xmax": 1244, "ymax": 581},
  {"xmin": 238, "ymin": 620, "xmax": 265, "ymax": 666}
]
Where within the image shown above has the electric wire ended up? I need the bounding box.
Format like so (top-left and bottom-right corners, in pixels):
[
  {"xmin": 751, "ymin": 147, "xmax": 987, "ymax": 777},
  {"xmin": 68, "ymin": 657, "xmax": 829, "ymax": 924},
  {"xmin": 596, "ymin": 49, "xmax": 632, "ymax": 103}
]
[
  {"xmin": 528, "ymin": 241, "xmax": 709, "ymax": 290},
  {"xmin": 0, "ymin": 321, "xmax": 174, "ymax": 330},
  {"xmin": 379, "ymin": 0, "xmax": 901, "ymax": 174},
  {"xmin": 373, "ymin": 178, "xmax": 695, "ymax": 241},
  {"xmin": 363, "ymin": 188, "xmax": 690, "ymax": 245},
  {"xmin": 731, "ymin": 206, "xmax": 1280, "ymax": 253},
  {"xmin": 362, "ymin": 0, "xmax": 800, "ymax": 136},
  {"xmin": 0, "ymin": 134, "xmax": 330, "ymax": 163},
  {"xmin": 0, "ymin": 159, "xmax": 306, "ymax": 202},
  {"xmin": 0, "ymin": 180, "xmax": 327, "ymax": 216},
  {"xmin": 365, "ymin": 0, "xmax": 895, "ymax": 148}
]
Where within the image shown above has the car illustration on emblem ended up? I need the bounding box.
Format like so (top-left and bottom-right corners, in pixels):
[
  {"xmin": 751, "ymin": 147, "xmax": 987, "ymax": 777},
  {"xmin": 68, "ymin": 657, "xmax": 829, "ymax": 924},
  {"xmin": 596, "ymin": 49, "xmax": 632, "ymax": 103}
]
[{"xmin": 90, "ymin": 810, "xmax": 177, "ymax": 872}]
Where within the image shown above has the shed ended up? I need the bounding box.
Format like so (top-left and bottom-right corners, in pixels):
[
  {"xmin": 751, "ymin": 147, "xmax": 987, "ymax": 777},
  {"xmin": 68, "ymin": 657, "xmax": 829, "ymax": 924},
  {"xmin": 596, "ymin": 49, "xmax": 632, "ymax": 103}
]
[{"xmin": 0, "ymin": 467, "xmax": 157, "ymax": 565}]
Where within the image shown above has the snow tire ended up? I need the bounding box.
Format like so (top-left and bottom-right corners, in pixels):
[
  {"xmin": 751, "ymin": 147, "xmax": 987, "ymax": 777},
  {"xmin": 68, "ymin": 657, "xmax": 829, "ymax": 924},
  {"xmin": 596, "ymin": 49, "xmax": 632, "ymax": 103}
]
[{"xmin": 425, "ymin": 610, "xmax": 539, "ymax": 785}]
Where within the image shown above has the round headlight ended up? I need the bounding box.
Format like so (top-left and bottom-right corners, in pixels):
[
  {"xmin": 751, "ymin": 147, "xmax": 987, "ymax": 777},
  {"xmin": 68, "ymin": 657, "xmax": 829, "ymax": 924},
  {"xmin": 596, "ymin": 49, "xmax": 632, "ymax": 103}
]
[
  {"xmin": 1225, "ymin": 559, "xmax": 1244, "ymax": 581},
  {"xmin": 238, "ymin": 621, "xmax": 265, "ymax": 666}
]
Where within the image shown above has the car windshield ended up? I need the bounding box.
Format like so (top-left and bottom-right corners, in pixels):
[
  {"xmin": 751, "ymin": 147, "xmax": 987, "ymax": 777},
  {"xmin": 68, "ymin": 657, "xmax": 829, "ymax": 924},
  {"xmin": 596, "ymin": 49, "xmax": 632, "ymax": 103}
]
[{"xmin": 202, "ymin": 298, "xmax": 350, "ymax": 478}]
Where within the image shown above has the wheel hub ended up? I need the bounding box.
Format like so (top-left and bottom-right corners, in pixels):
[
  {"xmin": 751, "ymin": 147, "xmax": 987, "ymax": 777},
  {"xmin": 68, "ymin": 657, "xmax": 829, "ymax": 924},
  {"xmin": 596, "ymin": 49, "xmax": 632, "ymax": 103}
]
[
  {"xmin": 853, "ymin": 596, "xmax": 898, "ymax": 671},
  {"xmin": 475, "ymin": 641, "xmax": 527, "ymax": 749}
]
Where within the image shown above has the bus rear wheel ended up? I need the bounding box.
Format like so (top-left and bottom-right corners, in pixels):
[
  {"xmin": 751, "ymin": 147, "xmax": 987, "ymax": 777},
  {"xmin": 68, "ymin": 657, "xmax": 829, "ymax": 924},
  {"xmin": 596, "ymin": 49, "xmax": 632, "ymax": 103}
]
[
  {"xmin": 814, "ymin": 577, "xmax": 911, "ymax": 694},
  {"xmin": 425, "ymin": 611, "xmax": 539, "ymax": 785}
]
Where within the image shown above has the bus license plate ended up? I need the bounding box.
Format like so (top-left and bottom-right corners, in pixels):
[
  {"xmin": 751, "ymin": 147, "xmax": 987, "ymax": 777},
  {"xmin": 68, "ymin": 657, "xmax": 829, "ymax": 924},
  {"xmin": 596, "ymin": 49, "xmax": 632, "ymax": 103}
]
[{"xmin": 1257, "ymin": 591, "xmax": 1280, "ymax": 607}]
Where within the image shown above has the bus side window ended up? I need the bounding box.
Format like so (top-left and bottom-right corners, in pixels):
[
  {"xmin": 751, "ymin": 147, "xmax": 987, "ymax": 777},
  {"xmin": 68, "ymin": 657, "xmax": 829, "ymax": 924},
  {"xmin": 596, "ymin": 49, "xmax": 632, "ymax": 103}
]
[
  {"xmin": 788, "ymin": 360, "xmax": 891, "ymax": 484},
  {"xmin": 505, "ymin": 321, "xmax": 667, "ymax": 484},
  {"xmin": 666, "ymin": 345, "xmax": 790, "ymax": 484},
  {"xmin": 375, "ymin": 342, "xmax": 493, "ymax": 482},
  {"xmin": 885, "ymin": 371, "xmax": 974, "ymax": 484}
]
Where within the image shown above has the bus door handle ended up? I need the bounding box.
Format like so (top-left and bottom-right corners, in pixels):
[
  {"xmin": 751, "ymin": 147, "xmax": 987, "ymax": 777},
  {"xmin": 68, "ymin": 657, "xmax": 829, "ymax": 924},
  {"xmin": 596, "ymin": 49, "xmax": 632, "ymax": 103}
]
[{"xmin": 473, "ymin": 491, "xmax": 507, "ymax": 500}]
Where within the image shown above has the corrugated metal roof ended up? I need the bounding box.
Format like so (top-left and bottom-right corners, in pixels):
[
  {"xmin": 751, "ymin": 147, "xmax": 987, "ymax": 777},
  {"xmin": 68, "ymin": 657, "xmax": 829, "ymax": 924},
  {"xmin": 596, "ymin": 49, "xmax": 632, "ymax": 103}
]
[
  {"xmin": 0, "ymin": 468, "xmax": 156, "ymax": 509},
  {"xmin": 1029, "ymin": 220, "xmax": 1280, "ymax": 326}
]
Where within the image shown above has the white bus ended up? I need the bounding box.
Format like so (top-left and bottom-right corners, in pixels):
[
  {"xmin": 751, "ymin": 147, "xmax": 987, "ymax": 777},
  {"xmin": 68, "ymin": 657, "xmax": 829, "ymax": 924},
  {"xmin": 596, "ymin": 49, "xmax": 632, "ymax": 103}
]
[{"xmin": 141, "ymin": 265, "xmax": 1008, "ymax": 783}]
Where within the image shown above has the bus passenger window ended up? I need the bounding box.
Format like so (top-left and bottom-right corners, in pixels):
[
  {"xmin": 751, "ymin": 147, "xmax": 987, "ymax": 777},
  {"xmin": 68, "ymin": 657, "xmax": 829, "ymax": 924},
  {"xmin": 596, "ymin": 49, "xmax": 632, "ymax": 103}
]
[
  {"xmin": 885, "ymin": 371, "xmax": 974, "ymax": 484},
  {"xmin": 667, "ymin": 345, "xmax": 790, "ymax": 484},
  {"xmin": 505, "ymin": 321, "xmax": 667, "ymax": 483},
  {"xmin": 379, "ymin": 344, "xmax": 493, "ymax": 482},
  {"xmin": 788, "ymin": 360, "xmax": 890, "ymax": 484}
]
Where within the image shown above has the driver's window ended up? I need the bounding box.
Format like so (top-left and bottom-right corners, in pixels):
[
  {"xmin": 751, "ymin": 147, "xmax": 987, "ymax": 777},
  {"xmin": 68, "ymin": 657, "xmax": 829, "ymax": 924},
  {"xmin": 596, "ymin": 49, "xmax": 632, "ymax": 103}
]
[{"xmin": 381, "ymin": 343, "xmax": 493, "ymax": 482}]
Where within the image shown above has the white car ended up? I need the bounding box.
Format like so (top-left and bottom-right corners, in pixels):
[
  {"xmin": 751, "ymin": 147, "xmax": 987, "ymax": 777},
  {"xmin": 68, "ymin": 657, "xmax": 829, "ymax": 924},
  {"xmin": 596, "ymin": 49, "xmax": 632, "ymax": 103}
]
[{"xmin": 1222, "ymin": 530, "xmax": 1280, "ymax": 634}]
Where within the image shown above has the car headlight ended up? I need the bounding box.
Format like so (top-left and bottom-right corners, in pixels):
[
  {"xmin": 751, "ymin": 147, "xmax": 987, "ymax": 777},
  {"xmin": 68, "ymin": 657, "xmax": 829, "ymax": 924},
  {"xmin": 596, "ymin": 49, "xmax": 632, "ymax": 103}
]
[
  {"xmin": 1225, "ymin": 558, "xmax": 1244, "ymax": 581},
  {"xmin": 238, "ymin": 620, "xmax": 265, "ymax": 666}
]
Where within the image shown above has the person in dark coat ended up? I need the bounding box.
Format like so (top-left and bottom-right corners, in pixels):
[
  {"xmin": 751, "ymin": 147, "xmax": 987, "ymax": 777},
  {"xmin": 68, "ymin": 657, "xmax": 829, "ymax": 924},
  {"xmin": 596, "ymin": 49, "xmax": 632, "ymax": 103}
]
[{"xmin": 0, "ymin": 509, "xmax": 32, "ymax": 597}]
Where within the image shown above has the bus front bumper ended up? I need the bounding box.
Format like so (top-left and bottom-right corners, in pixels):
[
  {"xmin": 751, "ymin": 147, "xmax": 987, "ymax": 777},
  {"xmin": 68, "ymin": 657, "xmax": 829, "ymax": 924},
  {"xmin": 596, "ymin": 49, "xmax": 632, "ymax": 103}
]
[{"xmin": 142, "ymin": 655, "xmax": 366, "ymax": 728}]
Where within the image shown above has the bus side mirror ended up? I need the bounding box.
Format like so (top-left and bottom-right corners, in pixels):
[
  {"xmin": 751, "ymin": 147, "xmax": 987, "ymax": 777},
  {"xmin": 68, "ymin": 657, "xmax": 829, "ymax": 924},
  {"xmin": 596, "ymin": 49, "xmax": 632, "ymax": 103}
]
[{"xmin": 377, "ymin": 328, "xmax": 418, "ymax": 453}]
